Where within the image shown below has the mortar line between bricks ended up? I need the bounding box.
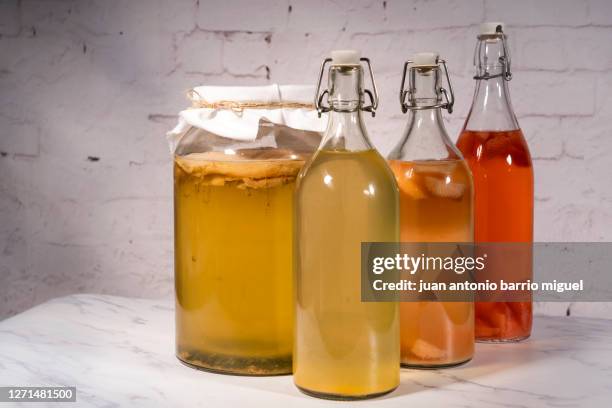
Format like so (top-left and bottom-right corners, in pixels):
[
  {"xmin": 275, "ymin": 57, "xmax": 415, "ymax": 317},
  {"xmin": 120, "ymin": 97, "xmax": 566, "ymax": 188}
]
[
  {"xmin": 514, "ymin": 69, "xmax": 572, "ymax": 75},
  {"xmin": 513, "ymin": 68, "xmax": 611, "ymax": 74},
  {"xmin": 183, "ymin": 69, "xmax": 268, "ymax": 79},
  {"xmin": 346, "ymin": 23, "xmax": 612, "ymax": 37},
  {"xmin": 173, "ymin": 26, "xmax": 273, "ymax": 38},
  {"xmin": 517, "ymin": 113, "xmax": 595, "ymax": 119},
  {"xmin": 499, "ymin": 23, "xmax": 612, "ymax": 30}
]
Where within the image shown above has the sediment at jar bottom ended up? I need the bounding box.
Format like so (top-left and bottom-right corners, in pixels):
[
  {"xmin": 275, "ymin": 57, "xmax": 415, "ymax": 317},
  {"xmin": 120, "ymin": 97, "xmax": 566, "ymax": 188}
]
[
  {"xmin": 389, "ymin": 159, "xmax": 475, "ymax": 367},
  {"xmin": 174, "ymin": 152, "xmax": 302, "ymax": 375},
  {"xmin": 177, "ymin": 350, "xmax": 292, "ymax": 376}
]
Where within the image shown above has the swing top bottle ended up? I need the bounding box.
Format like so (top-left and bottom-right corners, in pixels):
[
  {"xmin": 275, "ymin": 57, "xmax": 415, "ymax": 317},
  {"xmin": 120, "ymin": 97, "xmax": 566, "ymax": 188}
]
[
  {"xmin": 456, "ymin": 23, "xmax": 534, "ymax": 342},
  {"xmin": 293, "ymin": 50, "xmax": 400, "ymax": 400}
]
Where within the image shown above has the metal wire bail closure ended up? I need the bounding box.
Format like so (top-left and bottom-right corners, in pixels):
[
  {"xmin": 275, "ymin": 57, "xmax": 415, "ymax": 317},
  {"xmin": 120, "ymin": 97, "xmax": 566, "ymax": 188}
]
[
  {"xmin": 473, "ymin": 24, "xmax": 512, "ymax": 81},
  {"xmin": 399, "ymin": 57, "xmax": 455, "ymax": 114},
  {"xmin": 497, "ymin": 25, "xmax": 513, "ymax": 81},
  {"xmin": 314, "ymin": 57, "xmax": 379, "ymax": 118}
]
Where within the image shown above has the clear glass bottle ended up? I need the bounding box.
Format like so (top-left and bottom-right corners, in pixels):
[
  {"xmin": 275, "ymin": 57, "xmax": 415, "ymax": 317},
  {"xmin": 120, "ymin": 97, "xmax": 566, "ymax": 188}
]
[
  {"xmin": 388, "ymin": 53, "xmax": 474, "ymax": 367},
  {"xmin": 456, "ymin": 23, "xmax": 534, "ymax": 342},
  {"xmin": 294, "ymin": 50, "xmax": 400, "ymax": 399}
]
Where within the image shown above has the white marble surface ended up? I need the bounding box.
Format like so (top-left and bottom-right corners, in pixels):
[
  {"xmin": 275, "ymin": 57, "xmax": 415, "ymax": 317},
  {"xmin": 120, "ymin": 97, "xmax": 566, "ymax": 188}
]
[{"xmin": 1, "ymin": 294, "xmax": 611, "ymax": 407}]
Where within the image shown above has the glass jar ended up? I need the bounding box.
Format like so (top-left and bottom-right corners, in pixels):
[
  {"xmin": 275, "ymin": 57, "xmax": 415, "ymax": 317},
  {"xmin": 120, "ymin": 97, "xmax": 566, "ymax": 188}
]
[{"xmin": 169, "ymin": 85, "xmax": 324, "ymax": 375}]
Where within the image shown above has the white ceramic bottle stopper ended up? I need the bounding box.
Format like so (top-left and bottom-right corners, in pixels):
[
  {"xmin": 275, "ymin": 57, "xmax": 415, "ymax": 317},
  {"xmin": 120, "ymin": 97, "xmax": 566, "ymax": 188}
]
[
  {"xmin": 411, "ymin": 52, "xmax": 439, "ymax": 67},
  {"xmin": 331, "ymin": 50, "xmax": 361, "ymax": 66}
]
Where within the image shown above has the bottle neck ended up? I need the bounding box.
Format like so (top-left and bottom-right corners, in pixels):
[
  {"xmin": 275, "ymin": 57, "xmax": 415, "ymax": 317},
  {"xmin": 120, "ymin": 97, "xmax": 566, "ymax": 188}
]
[
  {"xmin": 320, "ymin": 65, "xmax": 372, "ymax": 151},
  {"xmin": 390, "ymin": 67, "xmax": 461, "ymax": 161},
  {"xmin": 464, "ymin": 77, "xmax": 519, "ymax": 131},
  {"xmin": 464, "ymin": 35, "xmax": 519, "ymax": 132},
  {"xmin": 408, "ymin": 108, "xmax": 448, "ymax": 142}
]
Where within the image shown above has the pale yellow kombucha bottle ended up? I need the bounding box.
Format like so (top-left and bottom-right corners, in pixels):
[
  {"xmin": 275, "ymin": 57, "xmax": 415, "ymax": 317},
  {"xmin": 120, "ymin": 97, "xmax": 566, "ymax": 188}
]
[{"xmin": 294, "ymin": 50, "xmax": 400, "ymax": 399}]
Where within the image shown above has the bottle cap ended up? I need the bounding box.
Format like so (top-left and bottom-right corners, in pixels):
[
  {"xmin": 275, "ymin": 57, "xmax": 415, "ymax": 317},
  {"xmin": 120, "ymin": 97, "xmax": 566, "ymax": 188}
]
[
  {"xmin": 331, "ymin": 50, "xmax": 361, "ymax": 66},
  {"xmin": 480, "ymin": 22, "xmax": 505, "ymax": 35},
  {"xmin": 411, "ymin": 52, "xmax": 439, "ymax": 67}
]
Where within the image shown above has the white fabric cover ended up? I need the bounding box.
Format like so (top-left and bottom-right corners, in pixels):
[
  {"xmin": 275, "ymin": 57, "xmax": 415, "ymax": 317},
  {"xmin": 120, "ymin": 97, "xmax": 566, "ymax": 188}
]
[{"xmin": 167, "ymin": 84, "xmax": 326, "ymax": 153}]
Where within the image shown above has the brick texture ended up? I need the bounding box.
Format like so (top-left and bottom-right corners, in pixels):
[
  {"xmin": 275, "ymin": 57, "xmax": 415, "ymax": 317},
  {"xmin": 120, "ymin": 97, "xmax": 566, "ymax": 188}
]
[{"xmin": 1, "ymin": 0, "xmax": 611, "ymax": 319}]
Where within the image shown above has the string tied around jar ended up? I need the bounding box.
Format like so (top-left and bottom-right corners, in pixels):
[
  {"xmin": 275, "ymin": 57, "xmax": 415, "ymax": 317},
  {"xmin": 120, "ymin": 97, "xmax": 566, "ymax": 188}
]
[{"xmin": 186, "ymin": 89, "xmax": 316, "ymax": 115}]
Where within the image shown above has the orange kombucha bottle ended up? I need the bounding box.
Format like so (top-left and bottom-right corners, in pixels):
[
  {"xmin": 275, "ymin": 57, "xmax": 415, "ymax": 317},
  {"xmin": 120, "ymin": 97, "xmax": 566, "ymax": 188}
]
[
  {"xmin": 389, "ymin": 53, "xmax": 474, "ymax": 367},
  {"xmin": 456, "ymin": 23, "xmax": 533, "ymax": 342}
]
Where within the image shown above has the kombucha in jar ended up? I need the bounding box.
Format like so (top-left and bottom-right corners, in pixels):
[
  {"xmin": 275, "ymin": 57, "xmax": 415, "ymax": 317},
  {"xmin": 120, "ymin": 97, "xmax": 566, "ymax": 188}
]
[
  {"xmin": 389, "ymin": 53, "xmax": 474, "ymax": 368},
  {"xmin": 456, "ymin": 23, "xmax": 533, "ymax": 342},
  {"xmin": 174, "ymin": 151, "xmax": 300, "ymax": 375},
  {"xmin": 294, "ymin": 50, "xmax": 400, "ymax": 400}
]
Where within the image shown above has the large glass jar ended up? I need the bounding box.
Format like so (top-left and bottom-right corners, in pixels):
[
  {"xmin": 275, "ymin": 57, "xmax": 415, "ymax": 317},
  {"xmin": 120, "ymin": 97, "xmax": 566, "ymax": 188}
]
[{"xmin": 169, "ymin": 85, "xmax": 324, "ymax": 375}]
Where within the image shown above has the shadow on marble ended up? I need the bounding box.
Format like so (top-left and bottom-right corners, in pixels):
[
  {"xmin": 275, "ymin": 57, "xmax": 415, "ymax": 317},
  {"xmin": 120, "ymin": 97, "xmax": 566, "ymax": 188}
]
[{"xmin": 186, "ymin": 317, "xmax": 591, "ymax": 401}]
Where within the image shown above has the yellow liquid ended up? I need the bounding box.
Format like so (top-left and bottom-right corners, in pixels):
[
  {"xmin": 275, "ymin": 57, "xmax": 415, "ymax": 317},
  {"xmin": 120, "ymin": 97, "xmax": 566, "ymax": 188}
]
[
  {"xmin": 294, "ymin": 149, "xmax": 400, "ymax": 398},
  {"xmin": 389, "ymin": 159, "xmax": 474, "ymax": 367},
  {"xmin": 174, "ymin": 152, "xmax": 301, "ymax": 375}
]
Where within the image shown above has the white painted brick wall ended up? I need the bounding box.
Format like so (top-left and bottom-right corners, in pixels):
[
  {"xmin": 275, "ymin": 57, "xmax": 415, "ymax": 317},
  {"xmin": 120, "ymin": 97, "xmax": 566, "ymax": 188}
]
[{"xmin": 1, "ymin": 0, "xmax": 611, "ymax": 319}]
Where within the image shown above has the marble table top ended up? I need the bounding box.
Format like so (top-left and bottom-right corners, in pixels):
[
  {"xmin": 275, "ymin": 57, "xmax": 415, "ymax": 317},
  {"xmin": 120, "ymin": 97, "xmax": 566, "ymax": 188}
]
[{"xmin": 0, "ymin": 294, "xmax": 610, "ymax": 407}]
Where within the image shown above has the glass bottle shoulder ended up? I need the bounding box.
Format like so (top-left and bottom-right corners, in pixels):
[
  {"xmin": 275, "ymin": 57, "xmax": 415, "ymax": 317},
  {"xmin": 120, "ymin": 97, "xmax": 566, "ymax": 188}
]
[
  {"xmin": 296, "ymin": 148, "xmax": 399, "ymax": 200},
  {"xmin": 388, "ymin": 110, "xmax": 465, "ymax": 163},
  {"xmin": 388, "ymin": 138, "xmax": 464, "ymax": 162}
]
